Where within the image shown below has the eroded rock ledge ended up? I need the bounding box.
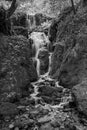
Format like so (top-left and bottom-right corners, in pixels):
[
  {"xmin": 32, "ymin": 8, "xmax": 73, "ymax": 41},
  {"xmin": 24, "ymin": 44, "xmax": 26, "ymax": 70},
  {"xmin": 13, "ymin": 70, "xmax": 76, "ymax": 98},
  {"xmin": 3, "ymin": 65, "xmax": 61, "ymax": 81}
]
[{"xmin": 49, "ymin": 4, "xmax": 87, "ymax": 116}]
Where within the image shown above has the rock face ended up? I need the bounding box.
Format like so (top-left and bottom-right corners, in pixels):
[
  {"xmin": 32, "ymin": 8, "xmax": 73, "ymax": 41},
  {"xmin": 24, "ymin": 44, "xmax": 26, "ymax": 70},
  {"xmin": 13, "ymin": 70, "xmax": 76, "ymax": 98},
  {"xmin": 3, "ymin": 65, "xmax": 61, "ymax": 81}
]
[
  {"xmin": 0, "ymin": 102, "xmax": 18, "ymax": 116},
  {"xmin": 11, "ymin": 12, "xmax": 29, "ymax": 38},
  {"xmin": 49, "ymin": 4, "xmax": 87, "ymax": 117},
  {"xmin": 72, "ymin": 80, "xmax": 87, "ymax": 116},
  {"xmin": 0, "ymin": 35, "xmax": 37, "ymax": 102},
  {"xmin": 50, "ymin": 43, "xmax": 64, "ymax": 76},
  {"xmin": 50, "ymin": 6, "xmax": 87, "ymax": 88},
  {"xmin": 38, "ymin": 84, "xmax": 63, "ymax": 104},
  {"xmin": 48, "ymin": 19, "xmax": 58, "ymax": 52},
  {"xmin": 28, "ymin": 13, "xmax": 52, "ymax": 27},
  {"xmin": 38, "ymin": 48, "xmax": 49, "ymax": 75}
]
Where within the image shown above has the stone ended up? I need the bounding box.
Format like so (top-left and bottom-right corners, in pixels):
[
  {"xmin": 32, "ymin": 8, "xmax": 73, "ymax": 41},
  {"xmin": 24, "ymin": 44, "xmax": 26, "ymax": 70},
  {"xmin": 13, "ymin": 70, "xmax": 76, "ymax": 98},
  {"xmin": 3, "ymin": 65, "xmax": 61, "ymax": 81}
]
[
  {"xmin": 11, "ymin": 12, "xmax": 29, "ymax": 38},
  {"xmin": 38, "ymin": 85, "xmax": 62, "ymax": 97},
  {"xmin": 48, "ymin": 19, "xmax": 58, "ymax": 50},
  {"xmin": 38, "ymin": 115, "xmax": 51, "ymax": 124},
  {"xmin": 38, "ymin": 48, "xmax": 49, "ymax": 75},
  {"xmin": 38, "ymin": 83, "xmax": 62, "ymax": 104},
  {"xmin": 72, "ymin": 80, "xmax": 87, "ymax": 116},
  {"xmin": 50, "ymin": 44, "xmax": 64, "ymax": 76},
  {"xmin": 11, "ymin": 12, "xmax": 28, "ymax": 27}
]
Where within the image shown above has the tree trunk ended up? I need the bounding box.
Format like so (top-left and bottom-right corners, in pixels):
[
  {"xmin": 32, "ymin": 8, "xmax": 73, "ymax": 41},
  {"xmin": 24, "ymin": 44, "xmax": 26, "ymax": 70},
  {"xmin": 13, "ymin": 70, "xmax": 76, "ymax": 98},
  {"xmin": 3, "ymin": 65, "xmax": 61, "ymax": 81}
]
[
  {"xmin": 70, "ymin": 0, "xmax": 76, "ymax": 14},
  {"xmin": 6, "ymin": 0, "xmax": 18, "ymax": 19}
]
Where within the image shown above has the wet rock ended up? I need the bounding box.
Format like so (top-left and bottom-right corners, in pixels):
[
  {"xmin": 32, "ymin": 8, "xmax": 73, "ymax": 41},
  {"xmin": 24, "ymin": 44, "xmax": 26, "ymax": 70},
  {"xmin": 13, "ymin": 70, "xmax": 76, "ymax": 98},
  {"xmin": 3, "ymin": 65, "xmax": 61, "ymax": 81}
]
[
  {"xmin": 38, "ymin": 48, "xmax": 49, "ymax": 75},
  {"xmin": 72, "ymin": 80, "xmax": 87, "ymax": 116},
  {"xmin": 11, "ymin": 12, "xmax": 29, "ymax": 38},
  {"xmin": 0, "ymin": 35, "xmax": 37, "ymax": 102},
  {"xmin": 38, "ymin": 85, "xmax": 62, "ymax": 97},
  {"xmin": 38, "ymin": 84, "xmax": 62, "ymax": 104},
  {"xmin": 40, "ymin": 95, "xmax": 61, "ymax": 104},
  {"xmin": 50, "ymin": 44, "xmax": 64, "ymax": 76},
  {"xmin": 12, "ymin": 12, "xmax": 28, "ymax": 27}
]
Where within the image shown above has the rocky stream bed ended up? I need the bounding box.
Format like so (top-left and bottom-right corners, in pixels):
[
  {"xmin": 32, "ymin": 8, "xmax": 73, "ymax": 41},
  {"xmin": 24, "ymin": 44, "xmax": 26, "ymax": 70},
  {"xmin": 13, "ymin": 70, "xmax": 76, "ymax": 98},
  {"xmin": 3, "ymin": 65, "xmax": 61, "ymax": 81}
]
[{"xmin": 0, "ymin": 74, "xmax": 87, "ymax": 130}]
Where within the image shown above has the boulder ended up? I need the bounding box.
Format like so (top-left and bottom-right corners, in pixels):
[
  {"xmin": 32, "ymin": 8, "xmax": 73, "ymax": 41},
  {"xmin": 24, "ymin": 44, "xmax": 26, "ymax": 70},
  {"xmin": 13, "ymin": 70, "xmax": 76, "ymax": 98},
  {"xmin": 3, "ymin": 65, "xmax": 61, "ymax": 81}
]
[
  {"xmin": 38, "ymin": 84, "xmax": 62, "ymax": 104},
  {"xmin": 11, "ymin": 12, "xmax": 29, "ymax": 38},
  {"xmin": 0, "ymin": 35, "xmax": 37, "ymax": 102},
  {"xmin": 38, "ymin": 48, "xmax": 49, "ymax": 75},
  {"xmin": 72, "ymin": 80, "xmax": 87, "ymax": 116}
]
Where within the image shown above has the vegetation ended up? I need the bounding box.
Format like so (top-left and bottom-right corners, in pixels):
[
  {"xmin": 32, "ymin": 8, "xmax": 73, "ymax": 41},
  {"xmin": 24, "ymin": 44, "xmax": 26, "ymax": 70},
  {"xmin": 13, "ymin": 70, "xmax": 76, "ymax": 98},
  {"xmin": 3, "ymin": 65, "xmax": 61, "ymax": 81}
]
[{"xmin": 0, "ymin": 0, "xmax": 18, "ymax": 35}]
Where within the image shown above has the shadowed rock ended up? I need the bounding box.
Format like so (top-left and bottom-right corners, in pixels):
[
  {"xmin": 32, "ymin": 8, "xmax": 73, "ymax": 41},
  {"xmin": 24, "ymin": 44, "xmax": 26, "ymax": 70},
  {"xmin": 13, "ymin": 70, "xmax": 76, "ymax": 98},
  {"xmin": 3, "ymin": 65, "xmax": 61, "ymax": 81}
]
[
  {"xmin": 0, "ymin": 35, "xmax": 37, "ymax": 102},
  {"xmin": 72, "ymin": 80, "xmax": 87, "ymax": 116}
]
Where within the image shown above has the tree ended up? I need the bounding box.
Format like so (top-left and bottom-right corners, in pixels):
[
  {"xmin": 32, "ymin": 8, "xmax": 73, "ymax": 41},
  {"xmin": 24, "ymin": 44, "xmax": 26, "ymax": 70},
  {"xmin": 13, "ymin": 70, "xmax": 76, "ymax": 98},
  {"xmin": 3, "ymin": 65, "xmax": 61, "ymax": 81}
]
[
  {"xmin": 70, "ymin": 0, "xmax": 76, "ymax": 14},
  {"xmin": 0, "ymin": 0, "xmax": 18, "ymax": 34}
]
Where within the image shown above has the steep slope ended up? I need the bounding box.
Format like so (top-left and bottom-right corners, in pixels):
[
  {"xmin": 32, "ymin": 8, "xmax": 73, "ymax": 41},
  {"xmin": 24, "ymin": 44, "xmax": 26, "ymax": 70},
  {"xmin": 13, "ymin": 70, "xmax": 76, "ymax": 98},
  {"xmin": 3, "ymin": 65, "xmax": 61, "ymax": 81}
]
[{"xmin": 49, "ymin": 2, "xmax": 87, "ymax": 116}]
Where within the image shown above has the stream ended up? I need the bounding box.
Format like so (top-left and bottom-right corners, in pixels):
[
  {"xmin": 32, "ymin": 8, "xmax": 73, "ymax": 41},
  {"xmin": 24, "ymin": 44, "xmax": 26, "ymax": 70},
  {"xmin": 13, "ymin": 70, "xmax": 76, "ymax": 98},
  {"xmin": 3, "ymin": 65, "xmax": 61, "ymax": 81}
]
[
  {"xmin": 21, "ymin": 31, "xmax": 85, "ymax": 130},
  {"xmin": 6, "ymin": 27, "xmax": 87, "ymax": 130}
]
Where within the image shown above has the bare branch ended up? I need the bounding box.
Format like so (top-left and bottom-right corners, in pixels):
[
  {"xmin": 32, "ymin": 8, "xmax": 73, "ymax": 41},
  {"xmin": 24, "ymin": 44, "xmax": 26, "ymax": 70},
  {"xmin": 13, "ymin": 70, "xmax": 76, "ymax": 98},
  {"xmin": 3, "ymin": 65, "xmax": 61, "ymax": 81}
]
[{"xmin": 6, "ymin": 0, "xmax": 18, "ymax": 19}]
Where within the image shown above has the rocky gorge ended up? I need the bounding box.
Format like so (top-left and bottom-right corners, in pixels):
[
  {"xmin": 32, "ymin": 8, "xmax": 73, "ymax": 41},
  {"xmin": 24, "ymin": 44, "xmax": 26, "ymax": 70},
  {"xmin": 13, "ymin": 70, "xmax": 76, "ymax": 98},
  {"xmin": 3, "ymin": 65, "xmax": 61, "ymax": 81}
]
[{"xmin": 0, "ymin": 0, "xmax": 87, "ymax": 130}]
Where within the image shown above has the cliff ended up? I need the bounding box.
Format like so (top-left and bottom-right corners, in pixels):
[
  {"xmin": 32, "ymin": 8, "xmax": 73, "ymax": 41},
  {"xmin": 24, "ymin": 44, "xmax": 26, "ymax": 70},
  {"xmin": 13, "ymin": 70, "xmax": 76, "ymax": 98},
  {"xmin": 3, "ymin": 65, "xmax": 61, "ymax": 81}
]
[{"xmin": 49, "ymin": 2, "xmax": 87, "ymax": 116}]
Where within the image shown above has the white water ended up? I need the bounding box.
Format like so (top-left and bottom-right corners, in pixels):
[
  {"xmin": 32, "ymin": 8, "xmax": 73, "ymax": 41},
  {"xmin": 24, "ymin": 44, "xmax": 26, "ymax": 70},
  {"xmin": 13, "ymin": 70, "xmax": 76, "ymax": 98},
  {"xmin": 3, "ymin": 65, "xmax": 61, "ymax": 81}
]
[
  {"xmin": 29, "ymin": 31, "xmax": 67, "ymax": 111},
  {"xmin": 30, "ymin": 31, "xmax": 52, "ymax": 105},
  {"xmin": 30, "ymin": 31, "xmax": 50, "ymax": 76}
]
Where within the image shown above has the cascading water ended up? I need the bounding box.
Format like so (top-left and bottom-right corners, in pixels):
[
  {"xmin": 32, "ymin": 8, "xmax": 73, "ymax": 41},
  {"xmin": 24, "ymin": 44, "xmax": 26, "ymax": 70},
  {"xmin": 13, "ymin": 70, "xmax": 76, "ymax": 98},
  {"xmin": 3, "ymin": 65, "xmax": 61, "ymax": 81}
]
[
  {"xmin": 30, "ymin": 32, "xmax": 50, "ymax": 77},
  {"xmin": 30, "ymin": 31, "xmax": 51, "ymax": 106},
  {"xmin": 30, "ymin": 31, "xmax": 72, "ymax": 114},
  {"xmin": 35, "ymin": 49, "xmax": 40, "ymax": 76}
]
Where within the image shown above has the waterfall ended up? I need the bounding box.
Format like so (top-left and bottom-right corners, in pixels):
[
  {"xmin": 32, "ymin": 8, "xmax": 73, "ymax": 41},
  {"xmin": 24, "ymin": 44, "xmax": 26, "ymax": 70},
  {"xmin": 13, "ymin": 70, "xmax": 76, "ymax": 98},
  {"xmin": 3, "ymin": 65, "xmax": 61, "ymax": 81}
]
[
  {"xmin": 35, "ymin": 48, "xmax": 41, "ymax": 76},
  {"xmin": 30, "ymin": 32, "xmax": 50, "ymax": 77},
  {"xmin": 48, "ymin": 52, "xmax": 52, "ymax": 74}
]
